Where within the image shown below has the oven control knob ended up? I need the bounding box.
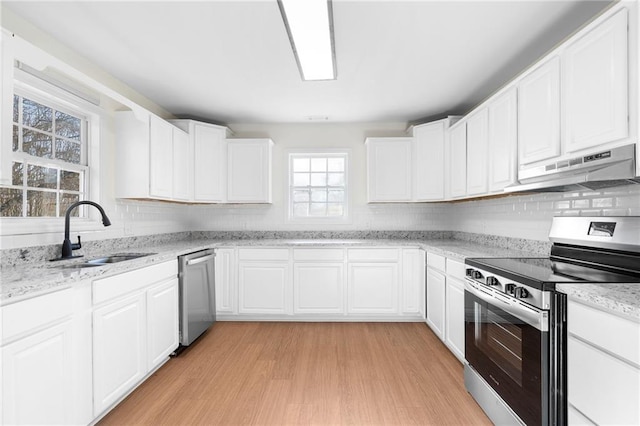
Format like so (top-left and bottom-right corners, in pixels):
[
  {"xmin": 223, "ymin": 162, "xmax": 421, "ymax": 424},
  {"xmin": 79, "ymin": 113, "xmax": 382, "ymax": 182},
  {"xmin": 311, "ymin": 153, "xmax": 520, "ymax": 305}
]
[
  {"xmin": 465, "ymin": 268, "xmax": 475, "ymax": 277},
  {"xmin": 514, "ymin": 287, "xmax": 529, "ymax": 299},
  {"xmin": 486, "ymin": 276, "xmax": 499, "ymax": 286},
  {"xmin": 472, "ymin": 270, "xmax": 484, "ymax": 280},
  {"xmin": 505, "ymin": 283, "xmax": 516, "ymax": 295}
]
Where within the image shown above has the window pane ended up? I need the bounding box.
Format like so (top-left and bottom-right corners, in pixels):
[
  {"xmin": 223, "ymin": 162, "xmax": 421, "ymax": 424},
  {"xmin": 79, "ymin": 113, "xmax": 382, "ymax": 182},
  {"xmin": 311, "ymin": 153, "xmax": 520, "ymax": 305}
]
[
  {"xmin": 12, "ymin": 125, "xmax": 19, "ymax": 151},
  {"xmin": 311, "ymin": 158, "xmax": 327, "ymax": 172},
  {"xmin": 56, "ymin": 139, "xmax": 81, "ymax": 164},
  {"xmin": 293, "ymin": 172, "xmax": 310, "ymax": 186},
  {"xmin": 23, "ymin": 129, "xmax": 52, "ymax": 158},
  {"xmin": 60, "ymin": 170, "xmax": 80, "ymax": 191},
  {"xmin": 27, "ymin": 164, "xmax": 57, "ymax": 189},
  {"xmin": 328, "ymin": 157, "xmax": 344, "ymax": 172},
  {"xmin": 310, "ymin": 173, "xmax": 327, "ymax": 186},
  {"xmin": 327, "ymin": 203, "xmax": 343, "ymax": 216},
  {"xmin": 12, "ymin": 162, "xmax": 23, "ymax": 186},
  {"xmin": 309, "ymin": 203, "xmax": 327, "ymax": 216},
  {"xmin": 293, "ymin": 190, "xmax": 309, "ymax": 202},
  {"xmin": 293, "ymin": 158, "xmax": 310, "ymax": 172},
  {"xmin": 13, "ymin": 95, "xmax": 19, "ymax": 123},
  {"xmin": 0, "ymin": 188, "xmax": 23, "ymax": 217},
  {"xmin": 26, "ymin": 190, "xmax": 57, "ymax": 217},
  {"xmin": 55, "ymin": 111, "xmax": 81, "ymax": 140},
  {"xmin": 328, "ymin": 173, "xmax": 344, "ymax": 186},
  {"xmin": 311, "ymin": 189, "xmax": 327, "ymax": 202},
  {"xmin": 328, "ymin": 189, "xmax": 344, "ymax": 202},
  {"xmin": 22, "ymin": 98, "xmax": 52, "ymax": 132},
  {"xmin": 60, "ymin": 193, "xmax": 80, "ymax": 217},
  {"xmin": 293, "ymin": 203, "xmax": 309, "ymax": 217}
]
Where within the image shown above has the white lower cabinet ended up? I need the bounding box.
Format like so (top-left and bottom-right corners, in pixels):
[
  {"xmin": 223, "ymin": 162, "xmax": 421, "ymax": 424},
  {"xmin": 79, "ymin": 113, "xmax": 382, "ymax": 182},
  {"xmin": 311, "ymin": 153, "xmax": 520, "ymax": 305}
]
[
  {"xmin": 444, "ymin": 259, "xmax": 466, "ymax": 362},
  {"xmin": 402, "ymin": 248, "xmax": 425, "ymax": 315},
  {"xmin": 426, "ymin": 264, "xmax": 446, "ymax": 340},
  {"xmin": 567, "ymin": 299, "xmax": 640, "ymax": 425},
  {"xmin": 348, "ymin": 262, "xmax": 399, "ymax": 314},
  {"xmin": 238, "ymin": 262, "xmax": 290, "ymax": 314},
  {"xmin": 214, "ymin": 248, "xmax": 237, "ymax": 314},
  {"xmin": 294, "ymin": 262, "xmax": 344, "ymax": 314},
  {"xmin": 92, "ymin": 260, "xmax": 178, "ymax": 418}
]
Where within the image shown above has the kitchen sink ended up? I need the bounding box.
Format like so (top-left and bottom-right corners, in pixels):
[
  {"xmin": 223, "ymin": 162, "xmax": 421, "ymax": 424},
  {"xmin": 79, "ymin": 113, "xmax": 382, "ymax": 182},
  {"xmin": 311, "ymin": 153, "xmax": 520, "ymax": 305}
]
[{"xmin": 54, "ymin": 253, "xmax": 155, "ymax": 269}]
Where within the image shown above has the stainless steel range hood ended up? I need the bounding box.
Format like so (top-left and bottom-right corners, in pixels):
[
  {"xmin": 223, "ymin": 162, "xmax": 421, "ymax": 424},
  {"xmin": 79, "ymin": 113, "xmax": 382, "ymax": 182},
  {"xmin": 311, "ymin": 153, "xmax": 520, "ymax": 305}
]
[{"xmin": 504, "ymin": 144, "xmax": 639, "ymax": 193}]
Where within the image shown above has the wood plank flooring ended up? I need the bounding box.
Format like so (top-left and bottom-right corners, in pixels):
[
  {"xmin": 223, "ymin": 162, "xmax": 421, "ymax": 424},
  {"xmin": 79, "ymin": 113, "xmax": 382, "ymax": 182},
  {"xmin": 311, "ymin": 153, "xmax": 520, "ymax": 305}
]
[{"xmin": 98, "ymin": 322, "xmax": 491, "ymax": 425}]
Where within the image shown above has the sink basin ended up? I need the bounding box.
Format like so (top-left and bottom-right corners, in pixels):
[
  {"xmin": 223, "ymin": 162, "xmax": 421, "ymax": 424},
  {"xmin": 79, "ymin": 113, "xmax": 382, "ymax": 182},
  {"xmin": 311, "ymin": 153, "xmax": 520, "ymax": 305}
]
[
  {"xmin": 86, "ymin": 253, "xmax": 154, "ymax": 265},
  {"xmin": 54, "ymin": 253, "xmax": 155, "ymax": 269}
]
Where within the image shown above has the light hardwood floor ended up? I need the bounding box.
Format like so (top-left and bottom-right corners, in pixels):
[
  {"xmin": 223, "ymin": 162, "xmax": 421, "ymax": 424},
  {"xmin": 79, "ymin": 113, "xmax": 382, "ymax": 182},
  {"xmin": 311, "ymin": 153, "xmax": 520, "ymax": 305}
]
[{"xmin": 99, "ymin": 322, "xmax": 491, "ymax": 425}]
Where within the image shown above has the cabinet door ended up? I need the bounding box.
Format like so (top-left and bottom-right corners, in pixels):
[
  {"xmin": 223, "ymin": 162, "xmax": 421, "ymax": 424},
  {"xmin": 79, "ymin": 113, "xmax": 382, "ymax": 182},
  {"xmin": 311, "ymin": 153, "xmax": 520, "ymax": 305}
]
[
  {"xmin": 366, "ymin": 137, "xmax": 413, "ymax": 202},
  {"xmin": 294, "ymin": 262, "xmax": 344, "ymax": 314},
  {"xmin": 448, "ymin": 123, "xmax": 467, "ymax": 198},
  {"xmin": 414, "ymin": 122, "xmax": 445, "ymax": 200},
  {"xmin": 172, "ymin": 127, "xmax": 190, "ymax": 201},
  {"xmin": 227, "ymin": 139, "xmax": 272, "ymax": 203},
  {"xmin": 149, "ymin": 115, "xmax": 174, "ymax": 199},
  {"xmin": 426, "ymin": 267, "xmax": 446, "ymax": 341},
  {"xmin": 146, "ymin": 278, "xmax": 179, "ymax": 370},
  {"xmin": 401, "ymin": 248, "xmax": 424, "ymax": 315},
  {"xmin": 466, "ymin": 109, "xmax": 489, "ymax": 196},
  {"xmin": 347, "ymin": 263, "xmax": 398, "ymax": 314},
  {"xmin": 488, "ymin": 88, "xmax": 517, "ymax": 192},
  {"xmin": 238, "ymin": 262, "xmax": 289, "ymax": 314},
  {"xmin": 2, "ymin": 321, "xmax": 73, "ymax": 425},
  {"xmin": 518, "ymin": 56, "xmax": 561, "ymax": 166},
  {"xmin": 445, "ymin": 277, "xmax": 465, "ymax": 362},
  {"xmin": 93, "ymin": 292, "xmax": 146, "ymax": 416},
  {"xmin": 194, "ymin": 124, "xmax": 226, "ymax": 202},
  {"xmin": 215, "ymin": 248, "xmax": 236, "ymax": 313},
  {"xmin": 563, "ymin": 9, "xmax": 628, "ymax": 154}
]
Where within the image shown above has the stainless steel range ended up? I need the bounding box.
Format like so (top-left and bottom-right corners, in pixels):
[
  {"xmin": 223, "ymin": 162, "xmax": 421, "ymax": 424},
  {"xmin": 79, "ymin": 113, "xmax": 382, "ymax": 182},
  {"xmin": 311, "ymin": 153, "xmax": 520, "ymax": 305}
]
[{"xmin": 464, "ymin": 216, "xmax": 640, "ymax": 425}]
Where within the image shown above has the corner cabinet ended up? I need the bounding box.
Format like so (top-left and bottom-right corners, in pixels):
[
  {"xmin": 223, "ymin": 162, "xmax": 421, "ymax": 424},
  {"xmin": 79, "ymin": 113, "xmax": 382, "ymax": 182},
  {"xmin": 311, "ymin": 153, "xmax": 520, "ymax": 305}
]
[
  {"xmin": 413, "ymin": 118, "xmax": 458, "ymax": 201},
  {"xmin": 365, "ymin": 137, "xmax": 413, "ymax": 202},
  {"xmin": 115, "ymin": 111, "xmax": 189, "ymax": 201},
  {"xmin": 227, "ymin": 138, "xmax": 273, "ymax": 203}
]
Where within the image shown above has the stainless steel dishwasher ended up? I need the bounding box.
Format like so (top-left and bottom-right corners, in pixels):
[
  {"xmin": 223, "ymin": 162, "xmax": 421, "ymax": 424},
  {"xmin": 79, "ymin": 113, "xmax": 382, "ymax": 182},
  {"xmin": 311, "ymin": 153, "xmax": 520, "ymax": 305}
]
[{"xmin": 177, "ymin": 249, "xmax": 216, "ymax": 347}]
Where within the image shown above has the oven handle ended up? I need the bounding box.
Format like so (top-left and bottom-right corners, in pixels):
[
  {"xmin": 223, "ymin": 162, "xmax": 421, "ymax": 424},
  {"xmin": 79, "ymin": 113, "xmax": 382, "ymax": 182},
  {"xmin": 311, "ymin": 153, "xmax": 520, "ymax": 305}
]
[{"xmin": 465, "ymin": 280, "xmax": 549, "ymax": 332}]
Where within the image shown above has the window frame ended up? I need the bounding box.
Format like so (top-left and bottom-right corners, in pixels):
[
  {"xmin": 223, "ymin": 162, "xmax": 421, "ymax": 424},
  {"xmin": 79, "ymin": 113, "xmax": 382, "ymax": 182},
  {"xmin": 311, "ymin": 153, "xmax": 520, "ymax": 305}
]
[
  {"xmin": 0, "ymin": 68, "xmax": 104, "ymax": 235},
  {"xmin": 286, "ymin": 149, "xmax": 351, "ymax": 225}
]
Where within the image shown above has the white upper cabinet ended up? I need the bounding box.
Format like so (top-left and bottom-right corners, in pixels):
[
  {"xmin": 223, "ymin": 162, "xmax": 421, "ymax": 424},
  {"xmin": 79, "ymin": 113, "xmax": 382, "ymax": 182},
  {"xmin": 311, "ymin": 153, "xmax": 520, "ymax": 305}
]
[
  {"xmin": 562, "ymin": 8, "xmax": 628, "ymax": 154},
  {"xmin": 448, "ymin": 122, "xmax": 467, "ymax": 199},
  {"xmin": 366, "ymin": 137, "xmax": 413, "ymax": 202},
  {"xmin": 413, "ymin": 119, "xmax": 447, "ymax": 201},
  {"xmin": 487, "ymin": 88, "xmax": 518, "ymax": 192},
  {"xmin": 466, "ymin": 109, "xmax": 489, "ymax": 196},
  {"xmin": 227, "ymin": 138, "xmax": 273, "ymax": 203},
  {"xmin": 171, "ymin": 119, "xmax": 230, "ymax": 203},
  {"xmin": 517, "ymin": 56, "xmax": 561, "ymax": 166},
  {"xmin": 116, "ymin": 111, "xmax": 192, "ymax": 202}
]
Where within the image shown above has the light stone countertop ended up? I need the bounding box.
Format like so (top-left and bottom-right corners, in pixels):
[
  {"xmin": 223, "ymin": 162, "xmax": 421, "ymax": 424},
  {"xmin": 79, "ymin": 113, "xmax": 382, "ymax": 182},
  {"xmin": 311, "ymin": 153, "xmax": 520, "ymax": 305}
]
[{"xmin": 2, "ymin": 238, "xmax": 638, "ymax": 321}]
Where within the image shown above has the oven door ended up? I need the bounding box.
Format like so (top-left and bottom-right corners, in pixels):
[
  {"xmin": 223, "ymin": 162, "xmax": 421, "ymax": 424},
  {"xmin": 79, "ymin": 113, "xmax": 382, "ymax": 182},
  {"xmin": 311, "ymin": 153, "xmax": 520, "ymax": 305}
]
[{"xmin": 465, "ymin": 280, "xmax": 550, "ymax": 426}]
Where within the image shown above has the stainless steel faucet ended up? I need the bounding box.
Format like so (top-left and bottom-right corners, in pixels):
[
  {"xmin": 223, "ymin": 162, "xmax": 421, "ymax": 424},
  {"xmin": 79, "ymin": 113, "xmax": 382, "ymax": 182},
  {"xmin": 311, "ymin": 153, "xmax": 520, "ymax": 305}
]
[{"xmin": 59, "ymin": 201, "xmax": 111, "ymax": 259}]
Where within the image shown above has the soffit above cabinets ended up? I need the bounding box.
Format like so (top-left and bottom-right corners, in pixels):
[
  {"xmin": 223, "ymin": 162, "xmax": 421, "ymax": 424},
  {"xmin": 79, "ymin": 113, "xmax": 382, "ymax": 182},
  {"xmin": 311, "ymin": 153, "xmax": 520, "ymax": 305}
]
[{"xmin": 2, "ymin": 0, "xmax": 612, "ymax": 123}]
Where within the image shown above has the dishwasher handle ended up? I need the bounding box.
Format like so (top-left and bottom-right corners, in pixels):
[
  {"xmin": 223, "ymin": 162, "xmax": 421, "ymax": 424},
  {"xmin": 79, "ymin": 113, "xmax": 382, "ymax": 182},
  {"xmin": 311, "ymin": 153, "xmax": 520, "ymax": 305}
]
[{"xmin": 186, "ymin": 254, "xmax": 215, "ymax": 266}]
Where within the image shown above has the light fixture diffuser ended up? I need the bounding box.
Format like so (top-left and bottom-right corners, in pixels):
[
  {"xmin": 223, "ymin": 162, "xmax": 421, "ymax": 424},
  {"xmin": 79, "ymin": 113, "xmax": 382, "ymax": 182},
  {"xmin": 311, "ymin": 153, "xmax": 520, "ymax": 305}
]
[{"xmin": 278, "ymin": 0, "xmax": 336, "ymax": 81}]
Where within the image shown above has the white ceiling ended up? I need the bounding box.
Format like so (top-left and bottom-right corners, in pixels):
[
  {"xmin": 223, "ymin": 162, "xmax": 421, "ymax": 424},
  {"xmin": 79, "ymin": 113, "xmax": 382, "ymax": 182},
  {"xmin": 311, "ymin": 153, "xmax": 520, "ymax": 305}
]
[{"xmin": 3, "ymin": 0, "xmax": 612, "ymax": 124}]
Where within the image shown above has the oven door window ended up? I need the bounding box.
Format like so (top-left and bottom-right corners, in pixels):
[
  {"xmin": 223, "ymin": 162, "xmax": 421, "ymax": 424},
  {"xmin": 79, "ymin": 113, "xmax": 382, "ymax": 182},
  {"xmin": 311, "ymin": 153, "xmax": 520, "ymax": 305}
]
[{"xmin": 465, "ymin": 290, "xmax": 548, "ymax": 426}]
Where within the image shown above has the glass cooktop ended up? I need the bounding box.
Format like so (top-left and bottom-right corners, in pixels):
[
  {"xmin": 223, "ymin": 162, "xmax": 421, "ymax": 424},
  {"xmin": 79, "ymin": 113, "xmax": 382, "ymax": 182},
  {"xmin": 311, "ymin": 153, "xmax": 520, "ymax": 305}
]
[{"xmin": 465, "ymin": 257, "xmax": 640, "ymax": 291}]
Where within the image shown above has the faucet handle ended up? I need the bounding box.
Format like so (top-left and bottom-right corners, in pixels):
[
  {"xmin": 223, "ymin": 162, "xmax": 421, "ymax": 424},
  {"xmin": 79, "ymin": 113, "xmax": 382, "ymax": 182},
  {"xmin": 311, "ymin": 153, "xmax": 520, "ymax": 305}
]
[{"xmin": 71, "ymin": 235, "xmax": 82, "ymax": 251}]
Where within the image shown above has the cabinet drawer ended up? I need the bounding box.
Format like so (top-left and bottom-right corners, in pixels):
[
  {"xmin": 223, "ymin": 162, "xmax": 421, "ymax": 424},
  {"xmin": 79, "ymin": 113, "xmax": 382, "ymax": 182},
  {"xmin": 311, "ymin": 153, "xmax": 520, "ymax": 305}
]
[
  {"xmin": 2, "ymin": 288, "xmax": 74, "ymax": 343},
  {"xmin": 293, "ymin": 248, "xmax": 345, "ymax": 261},
  {"xmin": 347, "ymin": 248, "xmax": 399, "ymax": 262},
  {"xmin": 446, "ymin": 258, "xmax": 466, "ymax": 280},
  {"xmin": 568, "ymin": 299, "xmax": 640, "ymax": 366},
  {"xmin": 93, "ymin": 260, "xmax": 178, "ymax": 305},
  {"xmin": 238, "ymin": 248, "xmax": 289, "ymax": 261},
  {"xmin": 427, "ymin": 253, "xmax": 446, "ymax": 272}
]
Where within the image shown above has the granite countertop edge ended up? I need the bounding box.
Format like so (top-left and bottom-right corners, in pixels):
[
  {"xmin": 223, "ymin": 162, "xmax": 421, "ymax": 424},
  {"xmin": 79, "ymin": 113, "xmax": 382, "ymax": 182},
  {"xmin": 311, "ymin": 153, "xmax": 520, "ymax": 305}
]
[{"xmin": 2, "ymin": 238, "xmax": 638, "ymax": 321}]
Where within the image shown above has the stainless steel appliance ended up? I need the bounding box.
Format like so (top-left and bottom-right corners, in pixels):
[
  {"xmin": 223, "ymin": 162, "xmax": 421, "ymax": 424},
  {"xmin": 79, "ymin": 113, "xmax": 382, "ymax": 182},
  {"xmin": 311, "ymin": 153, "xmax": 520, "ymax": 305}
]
[
  {"xmin": 464, "ymin": 216, "xmax": 640, "ymax": 425},
  {"xmin": 178, "ymin": 249, "xmax": 216, "ymax": 347}
]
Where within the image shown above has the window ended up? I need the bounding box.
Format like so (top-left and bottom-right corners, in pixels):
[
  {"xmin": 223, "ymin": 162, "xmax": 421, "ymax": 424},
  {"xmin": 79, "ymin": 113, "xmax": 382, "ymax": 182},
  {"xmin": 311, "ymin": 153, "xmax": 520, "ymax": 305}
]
[
  {"xmin": 289, "ymin": 152, "xmax": 348, "ymax": 221},
  {"xmin": 1, "ymin": 91, "xmax": 88, "ymax": 218}
]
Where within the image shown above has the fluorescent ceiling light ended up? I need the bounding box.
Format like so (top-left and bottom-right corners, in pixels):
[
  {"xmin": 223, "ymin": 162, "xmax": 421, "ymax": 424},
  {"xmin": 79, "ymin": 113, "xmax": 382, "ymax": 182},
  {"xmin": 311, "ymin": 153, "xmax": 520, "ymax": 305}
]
[{"xmin": 278, "ymin": 0, "xmax": 336, "ymax": 81}]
